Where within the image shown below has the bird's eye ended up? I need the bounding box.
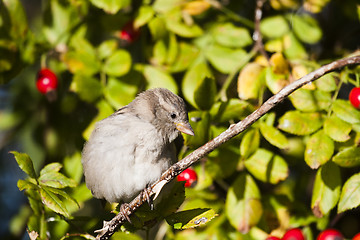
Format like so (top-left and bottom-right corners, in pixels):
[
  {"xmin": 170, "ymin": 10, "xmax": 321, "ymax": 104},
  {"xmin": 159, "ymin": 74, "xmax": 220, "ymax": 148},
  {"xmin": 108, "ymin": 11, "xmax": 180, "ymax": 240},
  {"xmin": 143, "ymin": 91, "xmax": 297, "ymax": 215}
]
[{"xmin": 170, "ymin": 113, "xmax": 177, "ymax": 119}]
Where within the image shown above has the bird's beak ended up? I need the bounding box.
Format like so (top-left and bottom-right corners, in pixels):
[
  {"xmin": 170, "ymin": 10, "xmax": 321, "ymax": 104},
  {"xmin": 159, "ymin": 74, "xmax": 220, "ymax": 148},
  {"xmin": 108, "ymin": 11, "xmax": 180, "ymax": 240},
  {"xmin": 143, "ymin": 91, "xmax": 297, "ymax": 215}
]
[{"xmin": 176, "ymin": 122, "xmax": 195, "ymax": 136}]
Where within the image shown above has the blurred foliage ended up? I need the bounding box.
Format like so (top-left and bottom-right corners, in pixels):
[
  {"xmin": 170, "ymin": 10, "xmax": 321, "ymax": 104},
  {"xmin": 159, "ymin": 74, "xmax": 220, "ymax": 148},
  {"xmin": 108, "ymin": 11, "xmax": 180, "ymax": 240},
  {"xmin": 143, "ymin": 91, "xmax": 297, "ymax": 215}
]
[{"xmin": 1, "ymin": 0, "xmax": 360, "ymax": 239}]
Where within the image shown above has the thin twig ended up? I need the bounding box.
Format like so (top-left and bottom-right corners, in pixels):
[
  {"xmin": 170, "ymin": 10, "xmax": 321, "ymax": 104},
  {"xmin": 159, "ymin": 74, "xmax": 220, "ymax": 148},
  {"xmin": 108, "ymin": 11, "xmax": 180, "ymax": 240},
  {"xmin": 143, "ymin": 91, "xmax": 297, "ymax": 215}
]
[
  {"xmin": 96, "ymin": 55, "xmax": 360, "ymax": 240},
  {"xmin": 253, "ymin": 0, "xmax": 269, "ymax": 60}
]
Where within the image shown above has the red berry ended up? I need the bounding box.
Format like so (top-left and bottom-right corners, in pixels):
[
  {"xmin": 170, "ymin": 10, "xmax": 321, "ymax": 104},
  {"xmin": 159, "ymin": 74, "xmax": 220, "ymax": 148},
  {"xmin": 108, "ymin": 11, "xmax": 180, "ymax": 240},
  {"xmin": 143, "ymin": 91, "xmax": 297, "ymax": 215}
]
[
  {"xmin": 119, "ymin": 21, "xmax": 140, "ymax": 43},
  {"xmin": 266, "ymin": 236, "xmax": 281, "ymax": 240},
  {"xmin": 36, "ymin": 68, "xmax": 58, "ymax": 94},
  {"xmin": 177, "ymin": 168, "xmax": 197, "ymax": 187},
  {"xmin": 317, "ymin": 229, "xmax": 344, "ymax": 240},
  {"xmin": 349, "ymin": 87, "xmax": 360, "ymax": 109},
  {"xmin": 283, "ymin": 228, "xmax": 305, "ymax": 240},
  {"xmin": 353, "ymin": 233, "xmax": 360, "ymax": 240}
]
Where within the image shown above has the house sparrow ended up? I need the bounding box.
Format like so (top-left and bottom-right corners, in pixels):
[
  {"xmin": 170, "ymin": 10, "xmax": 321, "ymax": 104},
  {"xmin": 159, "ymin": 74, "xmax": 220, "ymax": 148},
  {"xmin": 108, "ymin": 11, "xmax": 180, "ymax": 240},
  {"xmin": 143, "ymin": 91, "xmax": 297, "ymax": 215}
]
[{"xmin": 81, "ymin": 88, "xmax": 194, "ymax": 204}]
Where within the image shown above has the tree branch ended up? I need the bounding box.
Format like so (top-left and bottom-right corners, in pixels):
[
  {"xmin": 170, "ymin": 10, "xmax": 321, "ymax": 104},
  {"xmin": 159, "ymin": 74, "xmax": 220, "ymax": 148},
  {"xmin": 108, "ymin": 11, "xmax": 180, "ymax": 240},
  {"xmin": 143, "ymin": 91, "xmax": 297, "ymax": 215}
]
[{"xmin": 96, "ymin": 55, "xmax": 360, "ymax": 240}]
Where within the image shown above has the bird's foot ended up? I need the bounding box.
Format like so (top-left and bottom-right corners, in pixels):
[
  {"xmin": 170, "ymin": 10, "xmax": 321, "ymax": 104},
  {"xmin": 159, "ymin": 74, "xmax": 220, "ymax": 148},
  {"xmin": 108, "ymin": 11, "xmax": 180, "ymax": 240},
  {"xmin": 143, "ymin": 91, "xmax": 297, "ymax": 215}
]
[
  {"xmin": 119, "ymin": 203, "xmax": 132, "ymax": 223},
  {"xmin": 141, "ymin": 184, "xmax": 154, "ymax": 210}
]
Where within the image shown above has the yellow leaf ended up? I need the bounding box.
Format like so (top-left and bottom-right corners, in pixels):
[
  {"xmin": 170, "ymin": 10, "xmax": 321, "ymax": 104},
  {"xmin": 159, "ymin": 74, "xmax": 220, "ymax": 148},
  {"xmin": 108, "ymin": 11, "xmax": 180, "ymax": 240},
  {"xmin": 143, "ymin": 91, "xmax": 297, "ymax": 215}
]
[
  {"xmin": 183, "ymin": 0, "xmax": 211, "ymax": 16},
  {"xmin": 270, "ymin": 52, "xmax": 289, "ymax": 75},
  {"xmin": 237, "ymin": 62, "xmax": 264, "ymax": 100}
]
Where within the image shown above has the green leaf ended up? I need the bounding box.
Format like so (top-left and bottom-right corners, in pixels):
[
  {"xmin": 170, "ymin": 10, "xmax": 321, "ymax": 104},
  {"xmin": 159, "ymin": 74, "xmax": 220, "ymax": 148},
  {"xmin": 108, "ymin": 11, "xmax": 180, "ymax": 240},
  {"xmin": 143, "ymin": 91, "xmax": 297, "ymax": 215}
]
[
  {"xmin": 89, "ymin": 0, "xmax": 130, "ymax": 14},
  {"xmin": 152, "ymin": 39, "xmax": 167, "ymax": 65},
  {"xmin": 63, "ymin": 51, "xmax": 101, "ymax": 76},
  {"xmin": 69, "ymin": 26, "xmax": 96, "ymax": 55},
  {"xmin": 28, "ymin": 212, "xmax": 47, "ymax": 239},
  {"xmin": 305, "ymin": 130, "xmax": 334, "ymax": 169},
  {"xmin": 316, "ymin": 73, "xmax": 337, "ymax": 92},
  {"xmin": 103, "ymin": 50, "xmax": 132, "ymax": 77},
  {"xmin": 289, "ymin": 89, "xmax": 331, "ymax": 112},
  {"xmin": 210, "ymin": 99, "xmax": 253, "ymax": 123},
  {"xmin": 153, "ymin": 0, "xmax": 184, "ymax": 13},
  {"xmin": 207, "ymin": 145, "xmax": 240, "ymax": 179},
  {"xmin": 182, "ymin": 61, "xmax": 212, "ymax": 108},
  {"xmin": 39, "ymin": 171, "xmax": 77, "ymax": 188},
  {"xmin": 134, "ymin": 5, "xmax": 154, "ymax": 28},
  {"xmin": 148, "ymin": 17, "xmax": 167, "ymax": 40},
  {"xmin": 104, "ymin": 77, "xmax": 139, "ymax": 109},
  {"xmin": 26, "ymin": 190, "xmax": 42, "ymax": 215},
  {"xmin": 283, "ymin": 32, "xmax": 307, "ymax": 59},
  {"xmin": 166, "ymin": 208, "xmax": 217, "ymax": 230},
  {"xmin": 42, "ymin": 0, "xmax": 77, "ymax": 44},
  {"xmin": 141, "ymin": 65, "xmax": 178, "ymax": 93},
  {"xmin": 332, "ymin": 146, "xmax": 360, "ymax": 168},
  {"xmin": 166, "ymin": 33, "xmax": 178, "ymax": 65},
  {"xmin": 45, "ymin": 186, "xmax": 79, "ymax": 209},
  {"xmin": 260, "ymin": 15, "xmax": 289, "ymax": 38},
  {"xmin": 63, "ymin": 152, "xmax": 83, "ymax": 183},
  {"xmin": 70, "ymin": 74, "xmax": 103, "ymax": 103},
  {"xmin": 332, "ymin": 99, "xmax": 360, "ymax": 124},
  {"xmin": 291, "ymin": 14, "xmax": 322, "ymax": 44},
  {"xmin": 166, "ymin": 19, "xmax": 203, "ymax": 38},
  {"xmin": 97, "ymin": 40, "xmax": 118, "ymax": 60},
  {"xmin": 212, "ymin": 23, "xmax": 252, "ymax": 48},
  {"xmin": 17, "ymin": 179, "xmax": 38, "ymax": 191},
  {"xmin": 278, "ymin": 111, "xmax": 323, "ymax": 135},
  {"xmin": 39, "ymin": 187, "xmax": 70, "ymax": 217},
  {"xmin": 193, "ymin": 77, "xmax": 217, "ymax": 110},
  {"xmin": 313, "ymin": 90, "xmax": 332, "ymax": 110},
  {"xmin": 204, "ymin": 44, "xmax": 247, "ymax": 73},
  {"xmin": 324, "ymin": 115, "xmax": 352, "ymax": 142},
  {"xmin": 183, "ymin": 111, "xmax": 210, "ymax": 148},
  {"xmin": 226, "ymin": 173, "xmax": 262, "ymax": 233},
  {"xmin": 3, "ymin": 0, "xmax": 28, "ymax": 40},
  {"xmin": 338, "ymin": 173, "xmax": 360, "ymax": 213},
  {"xmin": 259, "ymin": 122, "xmax": 289, "ymax": 149},
  {"xmin": 181, "ymin": 209, "xmax": 217, "ymax": 229},
  {"xmin": 171, "ymin": 42, "xmax": 199, "ymax": 72},
  {"xmin": 240, "ymin": 128, "xmax": 260, "ymax": 158},
  {"xmin": 40, "ymin": 162, "xmax": 62, "ymax": 176},
  {"xmin": 71, "ymin": 183, "xmax": 93, "ymax": 203},
  {"xmin": 11, "ymin": 151, "xmax": 37, "ymax": 179},
  {"xmin": 311, "ymin": 162, "xmax": 341, "ymax": 217},
  {"xmin": 156, "ymin": 181, "xmax": 185, "ymax": 217},
  {"xmin": 244, "ymin": 148, "xmax": 289, "ymax": 184}
]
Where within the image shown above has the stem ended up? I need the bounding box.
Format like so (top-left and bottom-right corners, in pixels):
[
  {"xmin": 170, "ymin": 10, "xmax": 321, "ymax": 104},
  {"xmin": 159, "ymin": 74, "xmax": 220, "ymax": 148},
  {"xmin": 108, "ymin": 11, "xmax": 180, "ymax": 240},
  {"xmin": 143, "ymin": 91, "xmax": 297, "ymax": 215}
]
[
  {"xmin": 40, "ymin": 54, "xmax": 47, "ymax": 69},
  {"xmin": 327, "ymin": 79, "xmax": 343, "ymax": 117}
]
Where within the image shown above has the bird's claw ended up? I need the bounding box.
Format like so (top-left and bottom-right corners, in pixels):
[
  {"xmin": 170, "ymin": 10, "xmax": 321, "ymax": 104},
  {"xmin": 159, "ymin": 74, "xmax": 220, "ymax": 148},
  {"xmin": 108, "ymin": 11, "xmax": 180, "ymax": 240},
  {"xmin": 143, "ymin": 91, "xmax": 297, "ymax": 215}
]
[
  {"xmin": 119, "ymin": 203, "xmax": 132, "ymax": 223},
  {"xmin": 141, "ymin": 184, "xmax": 154, "ymax": 210}
]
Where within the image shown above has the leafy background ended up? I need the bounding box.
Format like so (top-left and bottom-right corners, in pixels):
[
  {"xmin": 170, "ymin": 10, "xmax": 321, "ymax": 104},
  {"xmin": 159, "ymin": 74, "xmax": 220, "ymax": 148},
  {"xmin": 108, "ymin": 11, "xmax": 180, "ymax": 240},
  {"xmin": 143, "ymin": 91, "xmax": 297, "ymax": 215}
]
[{"xmin": 1, "ymin": 0, "xmax": 360, "ymax": 239}]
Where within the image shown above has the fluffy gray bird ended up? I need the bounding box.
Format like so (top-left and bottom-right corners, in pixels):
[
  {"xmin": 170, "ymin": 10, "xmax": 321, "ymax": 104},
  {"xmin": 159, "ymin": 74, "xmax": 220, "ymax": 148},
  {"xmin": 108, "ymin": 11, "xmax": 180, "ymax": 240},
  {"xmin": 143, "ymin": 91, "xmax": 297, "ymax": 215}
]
[{"xmin": 81, "ymin": 88, "xmax": 194, "ymax": 204}]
